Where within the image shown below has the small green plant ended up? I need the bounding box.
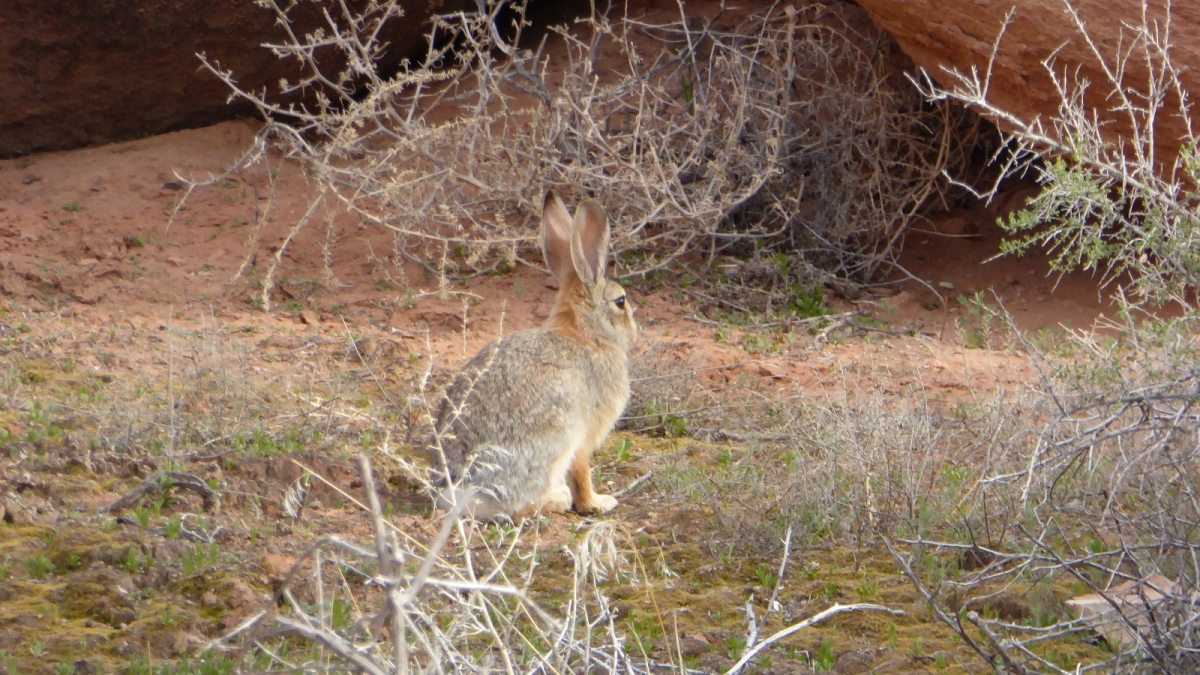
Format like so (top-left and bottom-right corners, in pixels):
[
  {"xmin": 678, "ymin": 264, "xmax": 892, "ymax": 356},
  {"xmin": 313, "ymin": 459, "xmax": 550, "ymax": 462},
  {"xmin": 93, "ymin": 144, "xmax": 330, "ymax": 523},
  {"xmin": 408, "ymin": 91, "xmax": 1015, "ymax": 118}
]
[
  {"xmin": 183, "ymin": 542, "xmax": 211, "ymax": 574},
  {"xmin": 716, "ymin": 446, "xmax": 733, "ymax": 470},
  {"xmin": 0, "ymin": 556, "xmax": 11, "ymax": 581},
  {"xmin": 855, "ymin": 577, "xmax": 877, "ymax": 602},
  {"xmin": 626, "ymin": 610, "xmax": 663, "ymax": 654},
  {"xmin": 63, "ymin": 201, "xmax": 82, "ymax": 212},
  {"xmin": 25, "ymin": 555, "xmax": 55, "ymax": 580},
  {"xmin": 725, "ymin": 634, "xmax": 747, "ymax": 660},
  {"xmin": 812, "ymin": 638, "xmax": 835, "ymax": 671},
  {"xmin": 955, "ymin": 291, "xmax": 998, "ymax": 349},
  {"xmin": 753, "ymin": 564, "xmax": 778, "ymax": 589},
  {"xmin": 133, "ymin": 503, "xmax": 152, "ymax": 530},
  {"xmin": 122, "ymin": 546, "xmax": 144, "ymax": 574},
  {"xmin": 615, "ymin": 439, "xmax": 634, "ymax": 462},
  {"xmin": 887, "ymin": 622, "xmax": 898, "ymax": 649},
  {"xmin": 718, "ymin": 543, "xmax": 735, "ymax": 567},
  {"xmin": 788, "ymin": 284, "xmax": 833, "ymax": 318},
  {"xmin": 126, "ymin": 656, "xmax": 150, "ymax": 675},
  {"xmin": 330, "ymin": 597, "xmax": 351, "ymax": 630},
  {"xmin": 164, "ymin": 515, "xmax": 183, "ymax": 540}
]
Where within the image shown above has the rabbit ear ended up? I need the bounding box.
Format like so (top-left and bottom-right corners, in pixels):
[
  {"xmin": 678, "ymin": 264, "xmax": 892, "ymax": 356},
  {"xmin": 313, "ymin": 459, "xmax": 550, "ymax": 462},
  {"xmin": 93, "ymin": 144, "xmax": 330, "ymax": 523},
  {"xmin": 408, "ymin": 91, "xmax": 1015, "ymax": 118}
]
[
  {"xmin": 570, "ymin": 199, "xmax": 610, "ymax": 288},
  {"xmin": 542, "ymin": 191, "xmax": 574, "ymax": 279}
]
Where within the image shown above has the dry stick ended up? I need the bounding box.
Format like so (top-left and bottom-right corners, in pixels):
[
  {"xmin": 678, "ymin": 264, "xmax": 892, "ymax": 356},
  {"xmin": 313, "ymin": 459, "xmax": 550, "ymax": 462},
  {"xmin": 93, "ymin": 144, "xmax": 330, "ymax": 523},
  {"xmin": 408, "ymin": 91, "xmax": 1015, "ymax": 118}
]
[
  {"xmin": 339, "ymin": 318, "xmax": 400, "ymax": 411},
  {"xmin": 262, "ymin": 196, "xmax": 322, "ymax": 312},
  {"xmin": 203, "ymin": 536, "xmax": 375, "ymax": 653},
  {"xmin": 613, "ymin": 472, "xmax": 652, "ymax": 498},
  {"xmin": 395, "ymin": 496, "xmax": 471, "ymax": 607},
  {"xmin": 229, "ymin": 179, "xmax": 271, "ymax": 287},
  {"xmin": 102, "ymin": 471, "xmax": 220, "ymax": 514},
  {"xmin": 705, "ymin": 429, "xmax": 789, "ymax": 443},
  {"xmin": 356, "ymin": 455, "xmax": 406, "ymax": 675},
  {"xmin": 167, "ymin": 306, "xmax": 175, "ymax": 456},
  {"xmin": 765, "ymin": 525, "xmax": 792, "ymax": 618},
  {"xmin": 724, "ymin": 603, "xmax": 906, "ymax": 675},
  {"xmin": 206, "ymin": 609, "xmax": 269, "ymax": 653},
  {"xmin": 882, "ymin": 537, "xmax": 1012, "ymax": 674},
  {"xmin": 742, "ymin": 598, "xmax": 759, "ymax": 655},
  {"xmin": 289, "ymin": 458, "xmax": 433, "ymax": 553},
  {"xmin": 268, "ymin": 616, "xmax": 391, "ymax": 675},
  {"xmin": 164, "ymin": 135, "xmax": 270, "ymax": 235},
  {"xmin": 687, "ymin": 310, "xmax": 858, "ymax": 331}
]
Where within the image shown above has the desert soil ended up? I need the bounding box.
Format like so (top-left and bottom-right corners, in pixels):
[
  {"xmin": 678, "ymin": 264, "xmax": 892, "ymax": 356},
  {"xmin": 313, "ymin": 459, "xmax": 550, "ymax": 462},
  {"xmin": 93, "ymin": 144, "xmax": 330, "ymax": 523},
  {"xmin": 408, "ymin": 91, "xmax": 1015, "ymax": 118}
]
[{"xmin": 0, "ymin": 111, "xmax": 1129, "ymax": 672}]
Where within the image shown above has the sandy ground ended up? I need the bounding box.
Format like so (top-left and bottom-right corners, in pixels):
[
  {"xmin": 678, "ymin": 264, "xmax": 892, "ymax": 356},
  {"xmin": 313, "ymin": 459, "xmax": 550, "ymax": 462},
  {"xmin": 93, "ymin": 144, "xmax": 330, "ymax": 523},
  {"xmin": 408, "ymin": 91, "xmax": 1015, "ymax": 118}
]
[{"xmin": 0, "ymin": 115, "xmax": 1132, "ymax": 394}]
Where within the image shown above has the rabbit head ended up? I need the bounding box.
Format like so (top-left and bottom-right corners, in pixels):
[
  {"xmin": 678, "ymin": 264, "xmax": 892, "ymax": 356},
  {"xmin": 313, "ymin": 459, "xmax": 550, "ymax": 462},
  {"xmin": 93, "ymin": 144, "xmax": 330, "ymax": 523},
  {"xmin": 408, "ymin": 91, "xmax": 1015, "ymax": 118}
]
[{"xmin": 541, "ymin": 191, "xmax": 637, "ymax": 353}]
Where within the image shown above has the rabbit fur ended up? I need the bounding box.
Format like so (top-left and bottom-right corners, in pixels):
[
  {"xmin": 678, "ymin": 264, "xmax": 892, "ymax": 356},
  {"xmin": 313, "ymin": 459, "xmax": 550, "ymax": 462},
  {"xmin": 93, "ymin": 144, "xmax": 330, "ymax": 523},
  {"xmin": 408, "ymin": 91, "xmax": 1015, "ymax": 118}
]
[{"xmin": 430, "ymin": 190, "xmax": 638, "ymax": 520}]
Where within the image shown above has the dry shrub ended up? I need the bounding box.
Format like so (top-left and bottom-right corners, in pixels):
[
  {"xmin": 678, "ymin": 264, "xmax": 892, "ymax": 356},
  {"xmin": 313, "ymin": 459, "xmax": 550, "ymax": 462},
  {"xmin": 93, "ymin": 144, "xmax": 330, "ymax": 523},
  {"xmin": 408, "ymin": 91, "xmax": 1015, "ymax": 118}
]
[
  {"xmin": 656, "ymin": 374, "xmax": 1023, "ymax": 553},
  {"xmin": 196, "ymin": 0, "xmax": 975, "ymax": 304},
  {"xmin": 919, "ymin": 0, "xmax": 1200, "ymax": 309},
  {"xmin": 916, "ymin": 317, "xmax": 1200, "ymax": 674},
  {"xmin": 673, "ymin": 315, "xmax": 1200, "ymax": 672},
  {"xmin": 879, "ymin": 1, "xmax": 1200, "ymax": 670},
  {"xmin": 206, "ymin": 461, "xmax": 654, "ymax": 674},
  {"xmin": 0, "ymin": 310, "xmax": 658, "ymax": 673}
]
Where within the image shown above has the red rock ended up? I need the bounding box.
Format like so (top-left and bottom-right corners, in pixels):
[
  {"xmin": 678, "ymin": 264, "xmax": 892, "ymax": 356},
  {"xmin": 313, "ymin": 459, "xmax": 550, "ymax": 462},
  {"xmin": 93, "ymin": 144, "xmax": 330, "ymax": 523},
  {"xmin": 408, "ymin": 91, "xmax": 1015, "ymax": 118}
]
[
  {"xmin": 757, "ymin": 363, "xmax": 786, "ymax": 379},
  {"xmin": 856, "ymin": 1, "xmax": 1200, "ymax": 167},
  {"xmin": 0, "ymin": 1, "xmax": 472, "ymax": 157}
]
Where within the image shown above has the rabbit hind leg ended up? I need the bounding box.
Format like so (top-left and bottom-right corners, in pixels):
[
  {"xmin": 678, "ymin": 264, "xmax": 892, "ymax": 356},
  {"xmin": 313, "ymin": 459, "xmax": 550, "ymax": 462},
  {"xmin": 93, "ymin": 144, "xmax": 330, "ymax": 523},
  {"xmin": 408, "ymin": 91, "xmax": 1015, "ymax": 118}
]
[{"xmin": 568, "ymin": 445, "xmax": 617, "ymax": 513}]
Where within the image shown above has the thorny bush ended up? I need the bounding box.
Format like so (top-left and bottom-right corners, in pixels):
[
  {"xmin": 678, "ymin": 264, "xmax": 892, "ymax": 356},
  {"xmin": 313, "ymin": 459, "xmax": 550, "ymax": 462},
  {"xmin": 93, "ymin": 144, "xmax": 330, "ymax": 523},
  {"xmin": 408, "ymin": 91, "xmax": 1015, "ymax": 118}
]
[
  {"xmin": 899, "ymin": 1, "xmax": 1200, "ymax": 671},
  {"xmin": 196, "ymin": 0, "xmax": 978, "ymax": 310}
]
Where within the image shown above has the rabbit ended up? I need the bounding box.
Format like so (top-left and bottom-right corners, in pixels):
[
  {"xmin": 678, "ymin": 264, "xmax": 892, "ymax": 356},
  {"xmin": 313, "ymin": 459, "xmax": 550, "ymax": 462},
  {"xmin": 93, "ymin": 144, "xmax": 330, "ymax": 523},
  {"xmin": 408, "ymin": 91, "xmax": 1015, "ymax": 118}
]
[{"xmin": 428, "ymin": 190, "xmax": 638, "ymax": 521}]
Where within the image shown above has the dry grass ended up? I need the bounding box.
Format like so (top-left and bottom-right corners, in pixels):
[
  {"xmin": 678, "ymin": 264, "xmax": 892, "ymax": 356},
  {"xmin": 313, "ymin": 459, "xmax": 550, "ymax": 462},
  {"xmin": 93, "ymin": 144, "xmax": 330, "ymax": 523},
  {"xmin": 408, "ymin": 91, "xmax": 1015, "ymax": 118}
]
[{"xmin": 0, "ymin": 276, "xmax": 1171, "ymax": 675}]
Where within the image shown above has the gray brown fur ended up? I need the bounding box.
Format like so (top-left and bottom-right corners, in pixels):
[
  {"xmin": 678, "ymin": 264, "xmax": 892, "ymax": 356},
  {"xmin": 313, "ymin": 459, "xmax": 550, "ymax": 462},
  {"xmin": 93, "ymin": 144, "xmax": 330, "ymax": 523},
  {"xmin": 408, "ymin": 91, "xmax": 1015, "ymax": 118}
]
[{"xmin": 429, "ymin": 190, "xmax": 638, "ymax": 520}]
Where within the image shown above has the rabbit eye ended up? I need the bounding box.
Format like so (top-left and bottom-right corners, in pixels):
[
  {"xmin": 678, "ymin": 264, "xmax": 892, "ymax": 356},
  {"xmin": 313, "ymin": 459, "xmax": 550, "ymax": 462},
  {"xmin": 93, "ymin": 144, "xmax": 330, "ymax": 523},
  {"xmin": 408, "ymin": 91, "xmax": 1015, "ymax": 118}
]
[{"xmin": 614, "ymin": 296, "xmax": 626, "ymax": 310}]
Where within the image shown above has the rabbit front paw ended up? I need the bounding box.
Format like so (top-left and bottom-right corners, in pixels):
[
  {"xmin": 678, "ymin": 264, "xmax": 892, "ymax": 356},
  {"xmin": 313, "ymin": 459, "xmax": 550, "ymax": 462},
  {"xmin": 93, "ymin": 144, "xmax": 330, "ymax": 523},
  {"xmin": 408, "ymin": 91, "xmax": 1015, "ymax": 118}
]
[{"xmin": 541, "ymin": 483, "xmax": 572, "ymax": 512}]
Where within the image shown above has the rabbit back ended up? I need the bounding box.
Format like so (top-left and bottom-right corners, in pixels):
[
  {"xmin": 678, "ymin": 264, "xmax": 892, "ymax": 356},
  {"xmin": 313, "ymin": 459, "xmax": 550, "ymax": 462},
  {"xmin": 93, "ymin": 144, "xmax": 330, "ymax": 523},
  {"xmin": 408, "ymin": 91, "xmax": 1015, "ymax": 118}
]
[{"xmin": 432, "ymin": 327, "xmax": 630, "ymax": 515}]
